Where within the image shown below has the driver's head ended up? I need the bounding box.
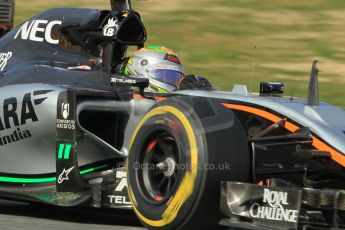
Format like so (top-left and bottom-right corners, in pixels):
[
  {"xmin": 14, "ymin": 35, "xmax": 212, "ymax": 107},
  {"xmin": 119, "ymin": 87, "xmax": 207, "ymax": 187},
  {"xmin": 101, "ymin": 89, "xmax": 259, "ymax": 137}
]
[{"xmin": 124, "ymin": 46, "xmax": 185, "ymax": 93}]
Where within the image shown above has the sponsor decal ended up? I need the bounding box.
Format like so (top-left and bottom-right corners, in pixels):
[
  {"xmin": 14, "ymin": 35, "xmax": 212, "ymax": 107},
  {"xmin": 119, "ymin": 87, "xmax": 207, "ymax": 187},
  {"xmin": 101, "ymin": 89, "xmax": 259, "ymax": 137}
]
[
  {"xmin": 0, "ymin": 92, "xmax": 42, "ymax": 132},
  {"xmin": 108, "ymin": 195, "xmax": 131, "ymax": 205},
  {"xmin": 61, "ymin": 103, "xmax": 69, "ymax": 119},
  {"xmin": 103, "ymin": 17, "xmax": 119, "ymax": 37},
  {"xmin": 140, "ymin": 59, "xmax": 148, "ymax": 66},
  {"xmin": 57, "ymin": 143, "xmax": 72, "ymax": 160},
  {"xmin": 58, "ymin": 166, "xmax": 75, "ymax": 184},
  {"xmin": 14, "ymin": 20, "xmax": 62, "ymax": 44},
  {"xmin": 115, "ymin": 171, "xmax": 127, "ymax": 192},
  {"xmin": 249, "ymin": 188, "xmax": 299, "ymax": 223},
  {"xmin": 0, "ymin": 90, "xmax": 50, "ymax": 146},
  {"xmin": 108, "ymin": 171, "xmax": 131, "ymax": 206},
  {"xmin": 164, "ymin": 54, "xmax": 181, "ymax": 64},
  {"xmin": 0, "ymin": 128, "xmax": 31, "ymax": 146},
  {"xmin": 111, "ymin": 77, "xmax": 137, "ymax": 84},
  {"xmin": 0, "ymin": 52, "xmax": 12, "ymax": 71},
  {"xmin": 56, "ymin": 102, "xmax": 75, "ymax": 130}
]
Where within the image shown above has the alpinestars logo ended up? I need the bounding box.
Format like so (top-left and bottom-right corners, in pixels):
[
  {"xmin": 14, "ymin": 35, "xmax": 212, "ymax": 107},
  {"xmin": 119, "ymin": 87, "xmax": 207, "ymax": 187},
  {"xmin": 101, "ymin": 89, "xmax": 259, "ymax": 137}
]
[
  {"xmin": 58, "ymin": 166, "xmax": 75, "ymax": 184},
  {"xmin": 249, "ymin": 188, "xmax": 299, "ymax": 223},
  {"xmin": 103, "ymin": 17, "xmax": 119, "ymax": 37}
]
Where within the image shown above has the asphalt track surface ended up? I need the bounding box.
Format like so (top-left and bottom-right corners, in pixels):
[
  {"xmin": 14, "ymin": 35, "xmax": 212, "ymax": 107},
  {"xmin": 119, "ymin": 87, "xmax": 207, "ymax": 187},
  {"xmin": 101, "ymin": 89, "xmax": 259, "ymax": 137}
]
[{"xmin": 0, "ymin": 199, "xmax": 145, "ymax": 230}]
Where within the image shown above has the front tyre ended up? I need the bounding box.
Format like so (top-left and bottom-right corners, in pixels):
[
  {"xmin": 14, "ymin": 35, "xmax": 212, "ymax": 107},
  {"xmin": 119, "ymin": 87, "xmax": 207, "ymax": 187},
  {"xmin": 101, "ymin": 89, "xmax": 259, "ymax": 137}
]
[{"xmin": 127, "ymin": 96, "xmax": 250, "ymax": 230}]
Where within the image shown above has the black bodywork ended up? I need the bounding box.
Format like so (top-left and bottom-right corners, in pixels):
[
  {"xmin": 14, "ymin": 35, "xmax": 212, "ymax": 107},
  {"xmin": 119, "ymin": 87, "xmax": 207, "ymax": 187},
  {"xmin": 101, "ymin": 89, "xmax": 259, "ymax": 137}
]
[
  {"xmin": 0, "ymin": 6, "xmax": 146, "ymax": 208},
  {"xmin": 0, "ymin": 7, "xmax": 146, "ymax": 88}
]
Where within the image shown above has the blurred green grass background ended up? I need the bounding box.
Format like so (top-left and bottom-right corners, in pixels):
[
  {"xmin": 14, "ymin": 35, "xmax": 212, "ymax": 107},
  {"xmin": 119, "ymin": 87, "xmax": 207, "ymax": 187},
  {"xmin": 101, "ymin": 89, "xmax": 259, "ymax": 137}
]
[{"xmin": 15, "ymin": 0, "xmax": 345, "ymax": 108}]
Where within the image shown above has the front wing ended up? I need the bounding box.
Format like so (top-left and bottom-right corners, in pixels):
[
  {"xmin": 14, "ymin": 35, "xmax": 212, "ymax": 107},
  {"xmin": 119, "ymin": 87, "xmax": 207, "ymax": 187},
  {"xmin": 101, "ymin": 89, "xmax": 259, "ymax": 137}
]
[{"xmin": 220, "ymin": 182, "xmax": 345, "ymax": 229}]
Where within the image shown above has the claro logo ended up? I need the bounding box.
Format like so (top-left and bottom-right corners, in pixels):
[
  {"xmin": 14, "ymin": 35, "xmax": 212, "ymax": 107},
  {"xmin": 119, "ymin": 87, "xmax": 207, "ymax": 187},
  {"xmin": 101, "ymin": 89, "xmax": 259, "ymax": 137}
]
[{"xmin": 14, "ymin": 20, "xmax": 62, "ymax": 44}]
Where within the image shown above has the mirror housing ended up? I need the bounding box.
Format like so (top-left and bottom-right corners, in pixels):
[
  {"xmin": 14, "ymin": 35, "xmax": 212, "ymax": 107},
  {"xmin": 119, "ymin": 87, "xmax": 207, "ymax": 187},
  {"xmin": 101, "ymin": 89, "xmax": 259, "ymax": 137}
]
[
  {"xmin": 110, "ymin": 0, "xmax": 132, "ymax": 11},
  {"xmin": 260, "ymin": 82, "xmax": 284, "ymax": 97}
]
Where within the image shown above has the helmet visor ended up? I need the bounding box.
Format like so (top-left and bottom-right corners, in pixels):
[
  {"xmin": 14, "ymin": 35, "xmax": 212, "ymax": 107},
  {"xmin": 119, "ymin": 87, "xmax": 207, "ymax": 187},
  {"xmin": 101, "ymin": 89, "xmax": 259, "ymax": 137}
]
[{"xmin": 151, "ymin": 69, "xmax": 184, "ymax": 86}]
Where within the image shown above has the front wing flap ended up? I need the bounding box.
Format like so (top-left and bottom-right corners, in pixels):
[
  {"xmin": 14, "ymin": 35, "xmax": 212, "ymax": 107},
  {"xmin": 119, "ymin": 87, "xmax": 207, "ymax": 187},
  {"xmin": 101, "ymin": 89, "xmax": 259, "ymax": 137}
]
[{"xmin": 220, "ymin": 182, "xmax": 345, "ymax": 229}]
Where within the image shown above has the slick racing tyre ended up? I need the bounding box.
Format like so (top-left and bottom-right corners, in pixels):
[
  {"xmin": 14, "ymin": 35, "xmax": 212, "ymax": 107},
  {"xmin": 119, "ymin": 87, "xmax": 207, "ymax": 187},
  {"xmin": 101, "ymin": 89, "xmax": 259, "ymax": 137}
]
[{"xmin": 127, "ymin": 96, "xmax": 250, "ymax": 230}]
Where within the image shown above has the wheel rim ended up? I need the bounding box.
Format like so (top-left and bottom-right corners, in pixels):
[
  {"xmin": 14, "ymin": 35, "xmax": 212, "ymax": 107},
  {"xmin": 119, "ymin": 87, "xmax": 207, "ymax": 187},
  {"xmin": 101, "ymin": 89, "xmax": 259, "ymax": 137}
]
[{"xmin": 137, "ymin": 129, "xmax": 181, "ymax": 205}]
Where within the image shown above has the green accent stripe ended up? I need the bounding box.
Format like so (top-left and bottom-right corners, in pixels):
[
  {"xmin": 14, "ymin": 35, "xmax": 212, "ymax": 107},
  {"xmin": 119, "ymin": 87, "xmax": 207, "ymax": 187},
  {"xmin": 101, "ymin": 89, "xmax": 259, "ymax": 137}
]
[
  {"xmin": 0, "ymin": 165, "xmax": 109, "ymax": 184},
  {"xmin": 64, "ymin": 144, "xmax": 72, "ymax": 160},
  {"xmin": 0, "ymin": 176, "xmax": 56, "ymax": 183},
  {"xmin": 157, "ymin": 87, "xmax": 169, "ymax": 93},
  {"xmin": 151, "ymin": 84, "xmax": 169, "ymax": 93},
  {"xmin": 57, "ymin": 144, "xmax": 64, "ymax": 159},
  {"xmin": 80, "ymin": 165, "xmax": 108, "ymax": 175},
  {"xmin": 147, "ymin": 45, "xmax": 161, "ymax": 49}
]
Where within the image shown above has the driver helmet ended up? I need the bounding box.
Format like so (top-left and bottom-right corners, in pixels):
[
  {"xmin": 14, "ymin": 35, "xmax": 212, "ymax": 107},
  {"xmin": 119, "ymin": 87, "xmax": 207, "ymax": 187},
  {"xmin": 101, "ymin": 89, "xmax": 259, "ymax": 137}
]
[{"xmin": 124, "ymin": 46, "xmax": 185, "ymax": 93}]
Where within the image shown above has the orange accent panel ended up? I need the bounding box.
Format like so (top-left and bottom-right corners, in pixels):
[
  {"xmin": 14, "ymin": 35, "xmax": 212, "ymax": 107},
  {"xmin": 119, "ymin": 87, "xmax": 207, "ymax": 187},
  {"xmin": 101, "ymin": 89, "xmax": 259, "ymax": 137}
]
[
  {"xmin": 133, "ymin": 94, "xmax": 144, "ymax": 99},
  {"xmin": 222, "ymin": 103, "xmax": 345, "ymax": 167},
  {"xmin": 133, "ymin": 94, "xmax": 167, "ymax": 102},
  {"xmin": 153, "ymin": 97, "xmax": 167, "ymax": 102},
  {"xmin": 222, "ymin": 103, "xmax": 299, "ymax": 132},
  {"xmin": 312, "ymin": 137, "xmax": 345, "ymax": 166}
]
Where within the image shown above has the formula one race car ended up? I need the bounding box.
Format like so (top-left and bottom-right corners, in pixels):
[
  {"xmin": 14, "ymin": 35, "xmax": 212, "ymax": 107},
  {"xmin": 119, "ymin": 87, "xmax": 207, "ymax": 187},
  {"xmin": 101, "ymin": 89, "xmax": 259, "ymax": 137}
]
[{"xmin": 1, "ymin": 0, "xmax": 345, "ymax": 230}]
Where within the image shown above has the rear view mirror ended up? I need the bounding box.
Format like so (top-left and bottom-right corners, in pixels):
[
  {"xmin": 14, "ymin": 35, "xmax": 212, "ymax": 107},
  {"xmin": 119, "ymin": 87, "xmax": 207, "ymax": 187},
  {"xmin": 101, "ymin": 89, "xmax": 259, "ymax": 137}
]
[
  {"xmin": 110, "ymin": 0, "xmax": 132, "ymax": 11},
  {"xmin": 260, "ymin": 82, "xmax": 284, "ymax": 97},
  {"xmin": 117, "ymin": 13, "xmax": 147, "ymax": 45}
]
